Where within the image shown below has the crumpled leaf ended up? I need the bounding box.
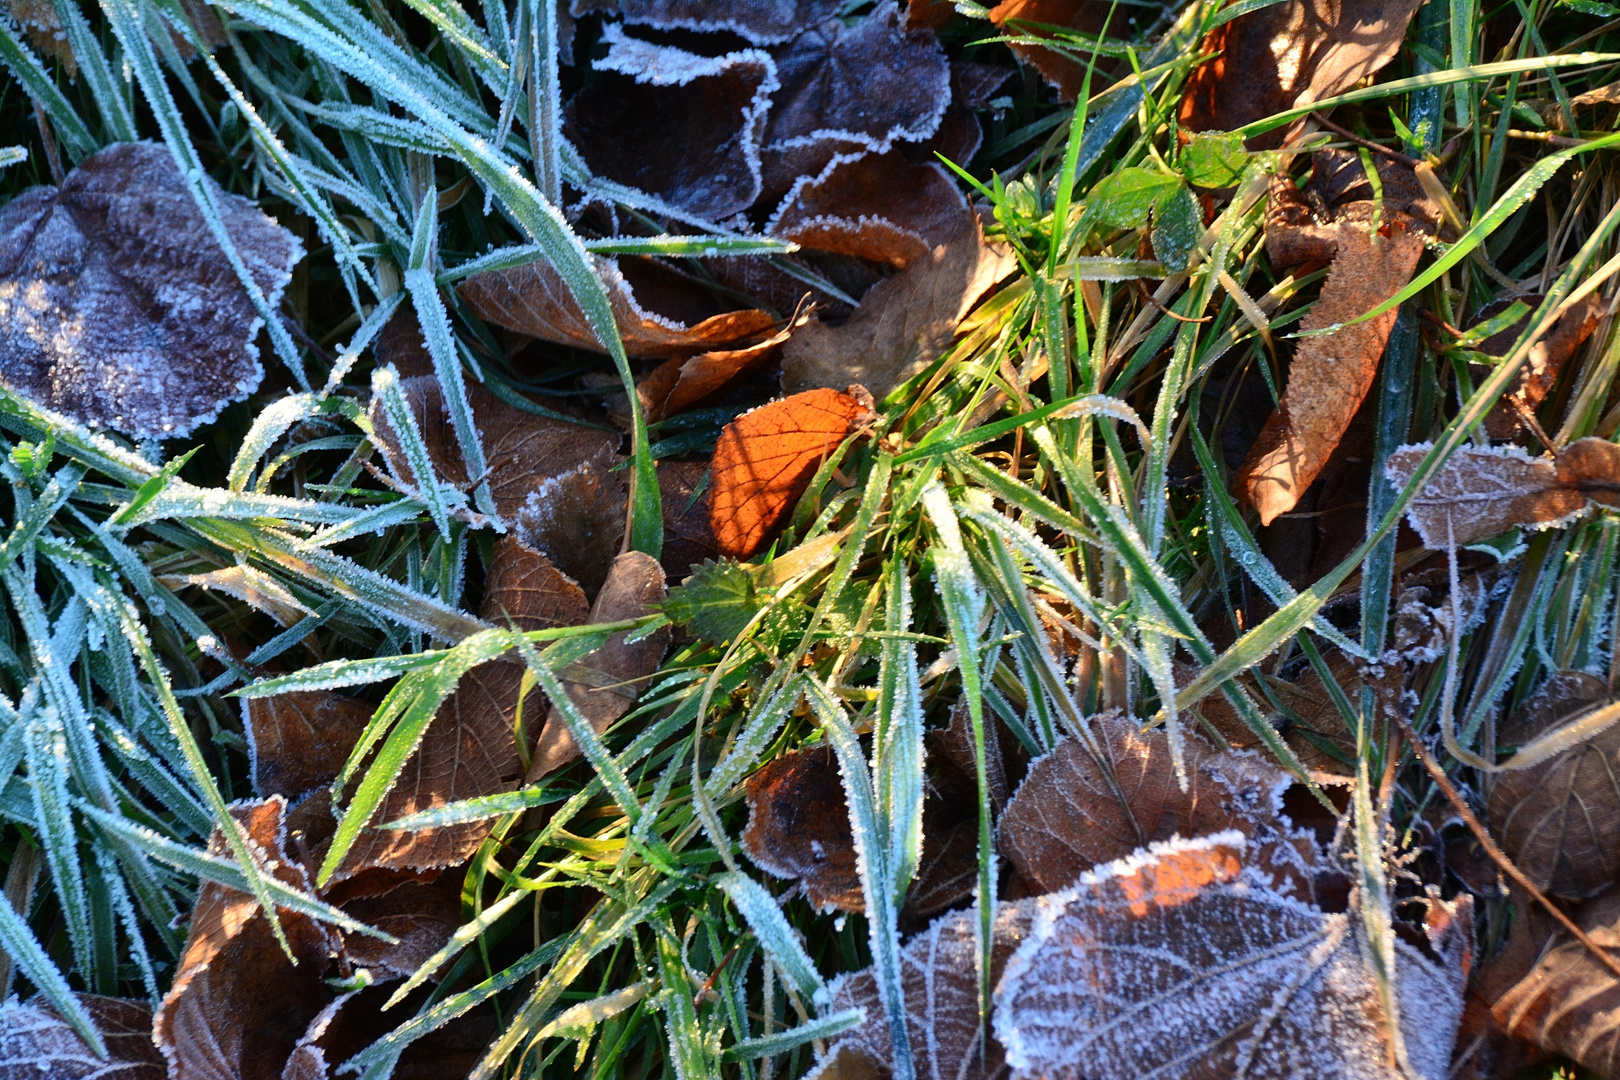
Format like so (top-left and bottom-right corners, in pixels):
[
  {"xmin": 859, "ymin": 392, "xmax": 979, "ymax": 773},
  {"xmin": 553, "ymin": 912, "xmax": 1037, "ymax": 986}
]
[
  {"xmin": 999, "ymin": 710, "xmax": 1325, "ymax": 899},
  {"xmin": 460, "ymin": 253, "xmax": 776, "ymax": 360},
  {"xmin": 525, "ymin": 551, "xmax": 670, "ymax": 781},
  {"xmin": 782, "ymin": 214, "xmax": 1013, "ymax": 401},
  {"xmin": 155, "ymin": 797, "xmax": 337, "ymax": 1080},
  {"xmin": 0, "ymin": 994, "xmax": 165, "ymax": 1080},
  {"xmin": 1179, "ymin": 0, "xmax": 1425, "ymax": 145},
  {"xmin": 565, "ymin": 27, "xmax": 777, "ymax": 221},
  {"xmin": 569, "ymin": 0, "xmax": 839, "ymax": 44},
  {"xmin": 1383, "ymin": 437, "xmax": 1620, "ymax": 548},
  {"xmin": 708, "ymin": 386, "xmax": 874, "ymax": 558},
  {"xmin": 1487, "ymin": 671, "xmax": 1620, "ymax": 898},
  {"xmin": 988, "ymin": 0, "xmax": 1120, "ymax": 101},
  {"xmin": 639, "ymin": 316, "xmax": 797, "ymax": 424},
  {"xmin": 0, "ymin": 142, "xmax": 303, "ymax": 438},
  {"xmin": 768, "ymin": 152, "xmax": 967, "ymax": 270},
  {"xmin": 244, "ymin": 691, "xmax": 374, "ymax": 801},
  {"xmin": 1236, "ymin": 151, "xmax": 1440, "ymax": 524},
  {"xmin": 742, "ymin": 745, "xmax": 863, "ymax": 913},
  {"xmin": 512, "ymin": 444, "xmax": 627, "ymax": 597},
  {"xmin": 995, "ymin": 833, "xmax": 1472, "ymax": 1080},
  {"xmin": 1472, "ymin": 293, "xmax": 1608, "ymax": 441},
  {"xmin": 369, "ymin": 375, "xmax": 619, "ymax": 522}
]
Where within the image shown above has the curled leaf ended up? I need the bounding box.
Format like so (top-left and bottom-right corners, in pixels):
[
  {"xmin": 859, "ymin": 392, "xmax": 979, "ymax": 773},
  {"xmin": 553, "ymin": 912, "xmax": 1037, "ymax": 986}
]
[
  {"xmin": 1493, "ymin": 886, "xmax": 1620, "ymax": 1075},
  {"xmin": 0, "ymin": 143, "xmax": 303, "ymax": 438},
  {"xmin": 768, "ymin": 152, "xmax": 967, "ymax": 269},
  {"xmin": 1473, "ymin": 293, "xmax": 1607, "ymax": 441},
  {"xmin": 742, "ymin": 745, "xmax": 863, "ymax": 913},
  {"xmin": 638, "ymin": 316, "xmax": 797, "ymax": 424}
]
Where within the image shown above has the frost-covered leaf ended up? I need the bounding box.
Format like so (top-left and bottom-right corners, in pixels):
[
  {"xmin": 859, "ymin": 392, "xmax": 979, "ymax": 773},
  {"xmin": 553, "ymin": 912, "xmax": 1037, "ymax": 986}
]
[
  {"xmin": 995, "ymin": 834, "xmax": 1472, "ymax": 1080},
  {"xmin": 0, "ymin": 143, "xmax": 302, "ymax": 438},
  {"xmin": 569, "ymin": 0, "xmax": 839, "ymax": 44},
  {"xmin": 0, "ymin": 995, "xmax": 164, "ymax": 1080},
  {"xmin": 1473, "ymin": 293, "xmax": 1607, "ymax": 441},
  {"xmin": 742, "ymin": 745, "xmax": 863, "ymax": 913},
  {"xmin": 662, "ymin": 559, "xmax": 763, "ymax": 645},
  {"xmin": 331, "ymin": 874, "xmax": 461, "ymax": 981},
  {"xmin": 1488, "ymin": 672, "xmax": 1620, "ymax": 898},
  {"xmin": 244, "ymin": 691, "xmax": 373, "ymax": 801},
  {"xmin": 163, "ymin": 565, "xmax": 315, "ymax": 628},
  {"xmin": 1384, "ymin": 437, "xmax": 1620, "ymax": 548},
  {"xmin": 512, "ymin": 445, "xmax": 626, "ymax": 597},
  {"xmin": 768, "ymin": 153, "xmax": 967, "ymax": 270},
  {"xmin": 481, "ymin": 533, "xmax": 590, "ymax": 632}
]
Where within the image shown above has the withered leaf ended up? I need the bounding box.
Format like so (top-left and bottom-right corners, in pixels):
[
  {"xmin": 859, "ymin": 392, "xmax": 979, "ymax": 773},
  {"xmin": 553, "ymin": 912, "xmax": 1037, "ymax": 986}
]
[
  {"xmin": 1237, "ymin": 152, "xmax": 1439, "ymax": 524},
  {"xmin": 657, "ymin": 458, "xmax": 722, "ymax": 578},
  {"xmin": 0, "ymin": 143, "xmax": 303, "ymax": 438},
  {"xmin": 244, "ymin": 691, "xmax": 373, "ymax": 800},
  {"xmin": 768, "ymin": 153, "xmax": 967, "ymax": 270},
  {"xmin": 1384, "ymin": 437, "xmax": 1620, "ymax": 548},
  {"xmin": 999, "ymin": 710, "xmax": 1323, "ymax": 898},
  {"xmin": 741, "ymin": 745, "xmax": 863, "ymax": 913},
  {"xmin": 781, "ymin": 213, "xmax": 1014, "ymax": 401},
  {"xmin": 0, "ymin": 995, "xmax": 165, "ymax": 1080},
  {"xmin": 1179, "ymin": 0, "xmax": 1425, "ymax": 144},
  {"xmin": 481, "ymin": 533, "xmax": 590, "ymax": 631},
  {"xmin": 525, "ymin": 551, "xmax": 669, "ymax": 781},
  {"xmin": 368, "ymin": 375, "xmax": 619, "ymax": 522},
  {"xmin": 155, "ymin": 798, "xmax": 337, "ymax": 1080},
  {"xmin": 336, "ymin": 875, "xmax": 461, "ymax": 980},
  {"xmin": 10, "ymin": 0, "xmax": 77, "ymax": 75},
  {"xmin": 165, "ymin": 566, "xmax": 315, "ymax": 628},
  {"xmin": 994, "ymin": 833, "xmax": 1472, "ymax": 1080},
  {"xmin": 568, "ymin": 0, "xmax": 839, "ymax": 44},
  {"xmin": 638, "ymin": 316, "xmax": 796, "ymax": 424},
  {"xmin": 901, "ymin": 817, "xmax": 979, "ymax": 918},
  {"xmin": 566, "ymin": 28, "xmax": 775, "ymax": 221},
  {"xmin": 1474, "ymin": 293, "xmax": 1607, "ymax": 441},
  {"xmin": 512, "ymin": 445, "xmax": 627, "ymax": 597},
  {"xmin": 932, "ymin": 698, "xmax": 1010, "ymax": 811},
  {"xmin": 459, "ymin": 253, "xmax": 775, "ymax": 360},
  {"xmin": 1487, "ymin": 671, "xmax": 1620, "ymax": 898},
  {"xmin": 989, "ymin": 0, "xmax": 1121, "ymax": 101}
]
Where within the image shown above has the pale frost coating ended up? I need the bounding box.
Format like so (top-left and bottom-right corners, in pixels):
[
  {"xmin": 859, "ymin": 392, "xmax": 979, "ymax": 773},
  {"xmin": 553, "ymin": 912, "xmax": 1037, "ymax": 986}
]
[
  {"xmin": 0, "ymin": 995, "xmax": 165, "ymax": 1079},
  {"xmin": 569, "ymin": 0, "xmax": 840, "ymax": 44},
  {"xmin": 0, "ymin": 143, "xmax": 303, "ymax": 439}
]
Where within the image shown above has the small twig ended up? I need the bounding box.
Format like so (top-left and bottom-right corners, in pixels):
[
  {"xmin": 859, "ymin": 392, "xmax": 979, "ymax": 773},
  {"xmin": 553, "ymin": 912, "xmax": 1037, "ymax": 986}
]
[
  {"xmin": 1134, "ymin": 280, "xmax": 1210, "ymax": 323},
  {"xmin": 1507, "ymin": 129, "xmax": 1595, "ymax": 148},
  {"xmin": 1310, "ymin": 114, "xmax": 1422, "ymax": 169},
  {"xmin": 1391, "ymin": 709, "xmax": 1620, "ymax": 982},
  {"xmin": 31, "ymin": 100, "xmax": 64, "ymax": 186}
]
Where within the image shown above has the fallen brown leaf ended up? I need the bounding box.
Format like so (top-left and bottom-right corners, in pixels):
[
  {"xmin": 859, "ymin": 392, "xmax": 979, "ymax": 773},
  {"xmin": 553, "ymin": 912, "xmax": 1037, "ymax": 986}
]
[
  {"xmin": 525, "ymin": 550, "xmax": 669, "ymax": 780},
  {"xmin": 768, "ymin": 152, "xmax": 967, "ymax": 270},
  {"xmin": 907, "ymin": 0, "xmax": 957, "ymax": 30},
  {"xmin": 1488, "ymin": 671, "xmax": 1620, "ymax": 899},
  {"xmin": 459, "ymin": 253, "xmax": 776, "ymax": 360},
  {"xmin": 1236, "ymin": 151, "xmax": 1440, "ymax": 524},
  {"xmin": 512, "ymin": 445, "xmax": 627, "ymax": 597},
  {"xmin": 1473, "ymin": 293, "xmax": 1607, "ymax": 441},
  {"xmin": 0, "ymin": 143, "xmax": 302, "ymax": 438},
  {"xmin": 931, "ymin": 699, "xmax": 1012, "ymax": 811},
  {"xmin": 336, "ymin": 874, "xmax": 461, "ymax": 980},
  {"xmin": 0, "ymin": 994, "xmax": 165, "ymax": 1080},
  {"xmin": 568, "ymin": 0, "xmax": 839, "ymax": 44},
  {"xmin": 638, "ymin": 317, "xmax": 796, "ymax": 424},
  {"xmin": 741, "ymin": 745, "xmax": 863, "ymax": 913},
  {"xmin": 244, "ymin": 691, "xmax": 373, "ymax": 801},
  {"xmin": 1383, "ymin": 437, "xmax": 1620, "ymax": 548},
  {"xmin": 1179, "ymin": 0, "xmax": 1425, "ymax": 144},
  {"xmin": 481, "ymin": 532, "xmax": 591, "ymax": 629},
  {"xmin": 781, "ymin": 214, "xmax": 1014, "ymax": 401}
]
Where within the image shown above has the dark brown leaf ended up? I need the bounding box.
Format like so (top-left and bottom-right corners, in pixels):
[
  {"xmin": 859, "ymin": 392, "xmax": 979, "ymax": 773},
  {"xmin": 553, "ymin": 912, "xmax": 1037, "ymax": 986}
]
[
  {"xmin": 481, "ymin": 533, "xmax": 591, "ymax": 630},
  {"xmin": 511, "ymin": 445, "xmax": 627, "ymax": 597},
  {"xmin": 525, "ymin": 551, "xmax": 670, "ymax": 780},
  {"xmin": 768, "ymin": 152, "xmax": 966, "ymax": 270},
  {"xmin": 155, "ymin": 798, "xmax": 336, "ymax": 1080},
  {"xmin": 568, "ymin": 0, "xmax": 839, "ymax": 44},
  {"xmin": 781, "ymin": 213, "xmax": 1013, "ymax": 400},
  {"xmin": 657, "ymin": 458, "xmax": 722, "ymax": 579},
  {"xmin": 1179, "ymin": 0, "xmax": 1424, "ymax": 145},
  {"xmin": 459, "ymin": 253, "xmax": 776, "ymax": 360},
  {"xmin": 931, "ymin": 699, "xmax": 1010, "ymax": 811},
  {"xmin": 1475, "ymin": 293, "xmax": 1607, "ymax": 441},
  {"xmin": 900, "ymin": 817, "xmax": 979, "ymax": 918},
  {"xmin": 741, "ymin": 745, "xmax": 863, "ymax": 913},
  {"xmin": 1487, "ymin": 671, "xmax": 1620, "ymax": 898},
  {"xmin": 0, "ymin": 143, "xmax": 303, "ymax": 438},
  {"xmin": 0, "ymin": 995, "xmax": 165, "ymax": 1080},
  {"xmin": 337, "ymin": 875, "xmax": 461, "ymax": 980},
  {"xmin": 244, "ymin": 691, "xmax": 373, "ymax": 800},
  {"xmin": 565, "ymin": 28, "xmax": 775, "ymax": 221}
]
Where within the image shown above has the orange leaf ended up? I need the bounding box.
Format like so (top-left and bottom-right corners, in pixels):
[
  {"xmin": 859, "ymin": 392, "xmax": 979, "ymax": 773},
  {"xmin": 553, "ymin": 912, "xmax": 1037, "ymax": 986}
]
[{"xmin": 708, "ymin": 387, "xmax": 873, "ymax": 559}]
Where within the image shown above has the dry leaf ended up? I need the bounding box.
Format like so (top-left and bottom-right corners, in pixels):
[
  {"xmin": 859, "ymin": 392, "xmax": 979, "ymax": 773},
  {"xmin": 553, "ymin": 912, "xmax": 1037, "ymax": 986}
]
[
  {"xmin": 0, "ymin": 994, "xmax": 165, "ymax": 1080},
  {"xmin": 932, "ymin": 699, "xmax": 1011, "ymax": 811},
  {"xmin": 368, "ymin": 375, "xmax": 619, "ymax": 522},
  {"xmin": 9, "ymin": 0, "xmax": 77, "ymax": 75},
  {"xmin": 336, "ymin": 875, "xmax": 461, "ymax": 979},
  {"xmin": 657, "ymin": 458, "xmax": 722, "ymax": 578},
  {"xmin": 741, "ymin": 745, "xmax": 863, "ymax": 913},
  {"xmin": 1487, "ymin": 671, "xmax": 1620, "ymax": 898},
  {"xmin": 565, "ymin": 27, "xmax": 776, "ymax": 221},
  {"xmin": 525, "ymin": 551, "xmax": 669, "ymax": 780},
  {"xmin": 244, "ymin": 691, "xmax": 373, "ymax": 801},
  {"xmin": 988, "ymin": 0, "xmax": 1121, "ymax": 101},
  {"xmin": 568, "ymin": 0, "xmax": 839, "ymax": 43},
  {"xmin": 1383, "ymin": 437, "xmax": 1620, "ymax": 548},
  {"xmin": 1236, "ymin": 152, "xmax": 1440, "ymax": 524},
  {"xmin": 781, "ymin": 213, "xmax": 1014, "ymax": 400},
  {"xmin": 512, "ymin": 445, "xmax": 627, "ymax": 597},
  {"xmin": 481, "ymin": 533, "xmax": 591, "ymax": 630},
  {"xmin": 371, "ymin": 307, "xmax": 435, "ymax": 379},
  {"xmin": 1179, "ymin": 0, "xmax": 1425, "ymax": 144},
  {"xmin": 907, "ymin": 0, "xmax": 957, "ymax": 30},
  {"xmin": 155, "ymin": 798, "xmax": 337, "ymax": 1080},
  {"xmin": 994, "ymin": 833, "xmax": 1472, "ymax": 1080},
  {"xmin": 708, "ymin": 386, "xmax": 873, "ymax": 558},
  {"xmin": 768, "ymin": 152, "xmax": 967, "ymax": 270},
  {"xmin": 0, "ymin": 143, "xmax": 303, "ymax": 438},
  {"xmin": 165, "ymin": 566, "xmax": 315, "ymax": 628},
  {"xmin": 1474, "ymin": 293, "xmax": 1607, "ymax": 441},
  {"xmin": 459, "ymin": 253, "xmax": 775, "ymax": 360},
  {"xmin": 638, "ymin": 317, "xmax": 796, "ymax": 424}
]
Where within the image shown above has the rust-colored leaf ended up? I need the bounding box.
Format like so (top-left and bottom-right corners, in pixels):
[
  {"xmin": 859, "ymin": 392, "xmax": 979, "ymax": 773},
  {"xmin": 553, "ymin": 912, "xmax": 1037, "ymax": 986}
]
[
  {"xmin": 1474, "ymin": 293, "xmax": 1607, "ymax": 441},
  {"xmin": 0, "ymin": 994, "xmax": 165, "ymax": 1080},
  {"xmin": 0, "ymin": 143, "xmax": 302, "ymax": 438},
  {"xmin": 565, "ymin": 28, "xmax": 775, "ymax": 221},
  {"xmin": 708, "ymin": 387, "xmax": 874, "ymax": 559},
  {"xmin": 988, "ymin": 0, "xmax": 1121, "ymax": 101},
  {"xmin": 994, "ymin": 834, "xmax": 1472, "ymax": 1079},
  {"xmin": 907, "ymin": 0, "xmax": 957, "ymax": 29},
  {"xmin": 459, "ymin": 253, "xmax": 775, "ymax": 360},
  {"xmin": 1487, "ymin": 671, "xmax": 1620, "ymax": 899},
  {"xmin": 639, "ymin": 317, "xmax": 797, "ymax": 424},
  {"xmin": 525, "ymin": 551, "xmax": 670, "ymax": 780},
  {"xmin": 1384, "ymin": 437, "xmax": 1620, "ymax": 548},
  {"xmin": 155, "ymin": 798, "xmax": 336, "ymax": 1080},
  {"xmin": 781, "ymin": 212, "xmax": 1014, "ymax": 400},
  {"xmin": 568, "ymin": 0, "xmax": 839, "ymax": 44},
  {"xmin": 768, "ymin": 153, "xmax": 967, "ymax": 270},
  {"xmin": 1179, "ymin": 0, "xmax": 1424, "ymax": 144},
  {"xmin": 741, "ymin": 745, "xmax": 863, "ymax": 913},
  {"xmin": 1236, "ymin": 152, "xmax": 1440, "ymax": 524},
  {"xmin": 368, "ymin": 375, "xmax": 619, "ymax": 522},
  {"xmin": 244, "ymin": 691, "xmax": 373, "ymax": 801},
  {"xmin": 512, "ymin": 445, "xmax": 627, "ymax": 597}
]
